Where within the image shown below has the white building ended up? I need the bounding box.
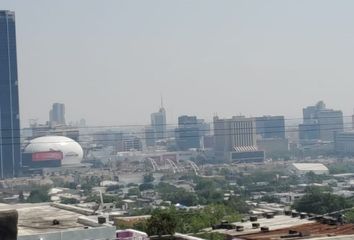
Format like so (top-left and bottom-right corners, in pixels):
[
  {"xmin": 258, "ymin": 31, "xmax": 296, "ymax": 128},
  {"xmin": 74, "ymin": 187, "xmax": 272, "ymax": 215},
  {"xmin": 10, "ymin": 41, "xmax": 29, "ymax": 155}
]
[
  {"xmin": 24, "ymin": 136, "xmax": 83, "ymax": 165},
  {"xmin": 290, "ymin": 163, "xmax": 329, "ymax": 175}
]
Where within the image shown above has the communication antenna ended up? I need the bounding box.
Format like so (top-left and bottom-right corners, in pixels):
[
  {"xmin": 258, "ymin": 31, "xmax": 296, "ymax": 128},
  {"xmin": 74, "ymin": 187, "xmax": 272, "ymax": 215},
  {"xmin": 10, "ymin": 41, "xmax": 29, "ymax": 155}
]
[{"xmin": 160, "ymin": 94, "xmax": 164, "ymax": 109}]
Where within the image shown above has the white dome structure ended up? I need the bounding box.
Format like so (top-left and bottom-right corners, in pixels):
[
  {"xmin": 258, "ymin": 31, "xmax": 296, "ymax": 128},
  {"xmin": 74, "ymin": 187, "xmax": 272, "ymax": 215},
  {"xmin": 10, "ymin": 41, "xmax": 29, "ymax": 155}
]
[{"xmin": 24, "ymin": 136, "xmax": 83, "ymax": 165}]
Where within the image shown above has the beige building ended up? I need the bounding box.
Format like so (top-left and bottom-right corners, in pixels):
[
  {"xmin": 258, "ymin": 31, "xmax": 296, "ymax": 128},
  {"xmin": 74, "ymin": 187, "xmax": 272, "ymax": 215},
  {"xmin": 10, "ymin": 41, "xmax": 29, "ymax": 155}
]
[
  {"xmin": 213, "ymin": 116, "xmax": 263, "ymax": 162},
  {"xmin": 214, "ymin": 116, "xmax": 256, "ymax": 151}
]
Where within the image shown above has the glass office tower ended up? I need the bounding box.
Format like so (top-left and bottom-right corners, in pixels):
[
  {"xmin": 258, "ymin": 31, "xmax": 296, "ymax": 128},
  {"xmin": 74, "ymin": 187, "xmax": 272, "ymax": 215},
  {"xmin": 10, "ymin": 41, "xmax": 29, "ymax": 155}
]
[{"xmin": 0, "ymin": 10, "xmax": 21, "ymax": 178}]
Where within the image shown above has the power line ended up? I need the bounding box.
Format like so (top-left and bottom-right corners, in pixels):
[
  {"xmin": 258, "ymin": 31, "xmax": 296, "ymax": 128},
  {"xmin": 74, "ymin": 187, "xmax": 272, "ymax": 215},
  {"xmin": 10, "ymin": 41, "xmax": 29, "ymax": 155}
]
[
  {"xmin": 0, "ymin": 125, "xmax": 351, "ymax": 147},
  {"xmin": 0, "ymin": 114, "xmax": 352, "ymax": 132},
  {"xmin": 0, "ymin": 120, "xmax": 351, "ymax": 142},
  {"xmin": 0, "ymin": 114, "xmax": 350, "ymax": 137}
]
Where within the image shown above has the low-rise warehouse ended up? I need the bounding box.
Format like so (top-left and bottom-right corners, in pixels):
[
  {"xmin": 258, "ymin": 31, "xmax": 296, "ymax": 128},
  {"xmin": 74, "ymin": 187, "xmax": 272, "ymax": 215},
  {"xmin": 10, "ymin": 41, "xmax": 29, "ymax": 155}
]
[{"xmin": 290, "ymin": 163, "xmax": 329, "ymax": 175}]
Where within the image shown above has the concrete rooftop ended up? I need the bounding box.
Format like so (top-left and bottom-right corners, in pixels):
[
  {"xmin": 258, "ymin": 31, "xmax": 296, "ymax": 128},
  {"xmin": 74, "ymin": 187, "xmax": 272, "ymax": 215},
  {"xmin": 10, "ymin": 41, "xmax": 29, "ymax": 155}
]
[{"xmin": 0, "ymin": 203, "xmax": 86, "ymax": 236}]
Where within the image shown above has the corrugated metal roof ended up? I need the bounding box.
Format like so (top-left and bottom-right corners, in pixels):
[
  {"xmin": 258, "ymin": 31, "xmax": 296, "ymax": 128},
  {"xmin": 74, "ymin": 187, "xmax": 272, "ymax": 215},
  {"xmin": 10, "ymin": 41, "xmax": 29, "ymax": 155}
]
[
  {"xmin": 233, "ymin": 146, "xmax": 258, "ymax": 152},
  {"xmin": 292, "ymin": 163, "xmax": 329, "ymax": 171}
]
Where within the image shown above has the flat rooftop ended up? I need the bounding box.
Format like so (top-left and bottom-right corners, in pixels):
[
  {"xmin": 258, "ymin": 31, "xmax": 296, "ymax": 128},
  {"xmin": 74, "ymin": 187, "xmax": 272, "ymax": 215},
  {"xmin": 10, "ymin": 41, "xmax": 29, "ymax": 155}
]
[
  {"xmin": 0, "ymin": 203, "xmax": 90, "ymax": 236},
  {"xmin": 209, "ymin": 215, "xmax": 315, "ymax": 236},
  {"xmin": 292, "ymin": 163, "xmax": 329, "ymax": 171},
  {"xmin": 240, "ymin": 222, "xmax": 354, "ymax": 239}
]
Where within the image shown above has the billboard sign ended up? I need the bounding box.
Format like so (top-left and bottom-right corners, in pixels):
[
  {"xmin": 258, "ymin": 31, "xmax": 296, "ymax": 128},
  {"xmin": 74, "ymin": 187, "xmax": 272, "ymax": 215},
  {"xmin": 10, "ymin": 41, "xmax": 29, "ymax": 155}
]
[{"xmin": 32, "ymin": 151, "xmax": 63, "ymax": 161}]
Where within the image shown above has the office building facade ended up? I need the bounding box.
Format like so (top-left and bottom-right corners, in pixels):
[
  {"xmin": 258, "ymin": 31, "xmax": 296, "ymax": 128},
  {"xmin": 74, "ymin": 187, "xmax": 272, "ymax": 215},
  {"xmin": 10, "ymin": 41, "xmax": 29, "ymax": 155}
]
[
  {"xmin": 151, "ymin": 106, "xmax": 166, "ymax": 141},
  {"xmin": 317, "ymin": 110, "xmax": 343, "ymax": 141},
  {"xmin": 144, "ymin": 127, "xmax": 155, "ymax": 147},
  {"xmin": 175, "ymin": 115, "xmax": 200, "ymax": 150},
  {"xmin": 213, "ymin": 116, "xmax": 256, "ymax": 152},
  {"xmin": 299, "ymin": 122, "xmax": 320, "ymax": 140},
  {"xmin": 122, "ymin": 136, "xmax": 142, "ymax": 152},
  {"xmin": 255, "ymin": 115, "xmax": 285, "ymax": 139},
  {"xmin": 299, "ymin": 101, "xmax": 343, "ymax": 143},
  {"xmin": 0, "ymin": 10, "xmax": 21, "ymax": 178},
  {"xmin": 49, "ymin": 103, "xmax": 66, "ymax": 126},
  {"xmin": 213, "ymin": 116, "xmax": 264, "ymax": 162},
  {"xmin": 335, "ymin": 131, "xmax": 354, "ymax": 155}
]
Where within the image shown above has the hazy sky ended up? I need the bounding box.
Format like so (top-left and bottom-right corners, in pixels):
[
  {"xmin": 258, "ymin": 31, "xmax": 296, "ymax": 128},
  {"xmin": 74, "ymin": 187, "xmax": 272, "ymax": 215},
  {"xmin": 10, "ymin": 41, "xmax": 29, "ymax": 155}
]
[{"xmin": 2, "ymin": 0, "xmax": 354, "ymax": 127}]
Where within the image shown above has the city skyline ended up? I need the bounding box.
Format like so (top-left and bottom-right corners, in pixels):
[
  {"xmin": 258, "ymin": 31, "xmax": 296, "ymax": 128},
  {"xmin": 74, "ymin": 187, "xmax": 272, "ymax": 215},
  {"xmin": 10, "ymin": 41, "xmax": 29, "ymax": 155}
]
[
  {"xmin": 3, "ymin": 1, "xmax": 354, "ymax": 127},
  {"xmin": 3, "ymin": 2, "xmax": 354, "ymax": 240}
]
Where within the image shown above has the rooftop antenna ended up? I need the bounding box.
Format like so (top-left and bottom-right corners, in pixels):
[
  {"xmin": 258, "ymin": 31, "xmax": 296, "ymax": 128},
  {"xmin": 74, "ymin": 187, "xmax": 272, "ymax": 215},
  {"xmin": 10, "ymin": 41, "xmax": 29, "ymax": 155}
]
[{"xmin": 160, "ymin": 94, "xmax": 165, "ymax": 110}]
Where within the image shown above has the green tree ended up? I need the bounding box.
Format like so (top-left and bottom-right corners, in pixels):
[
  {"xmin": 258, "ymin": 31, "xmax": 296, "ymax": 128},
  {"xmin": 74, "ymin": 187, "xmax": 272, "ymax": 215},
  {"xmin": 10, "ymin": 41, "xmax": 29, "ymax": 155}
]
[
  {"xmin": 143, "ymin": 173, "xmax": 155, "ymax": 183},
  {"xmin": 27, "ymin": 188, "xmax": 50, "ymax": 203},
  {"xmin": 194, "ymin": 178, "xmax": 225, "ymax": 204},
  {"xmin": 344, "ymin": 209, "xmax": 354, "ymax": 223},
  {"xmin": 86, "ymin": 194, "xmax": 120, "ymax": 204},
  {"xmin": 132, "ymin": 220, "xmax": 148, "ymax": 232},
  {"xmin": 156, "ymin": 182, "xmax": 198, "ymax": 206},
  {"xmin": 106, "ymin": 184, "xmax": 123, "ymax": 192},
  {"xmin": 195, "ymin": 232, "xmax": 225, "ymax": 240},
  {"xmin": 60, "ymin": 197, "xmax": 79, "ymax": 204},
  {"xmin": 294, "ymin": 186, "xmax": 352, "ymax": 214},
  {"xmin": 139, "ymin": 183, "xmax": 154, "ymax": 191},
  {"xmin": 63, "ymin": 182, "xmax": 77, "ymax": 189},
  {"xmin": 225, "ymin": 196, "xmax": 250, "ymax": 214},
  {"xmin": 128, "ymin": 187, "xmax": 140, "ymax": 196},
  {"xmin": 260, "ymin": 195, "xmax": 281, "ymax": 203},
  {"xmin": 127, "ymin": 183, "xmax": 139, "ymax": 187},
  {"xmin": 80, "ymin": 175, "xmax": 101, "ymax": 193},
  {"xmin": 146, "ymin": 209, "xmax": 177, "ymax": 237},
  {"xmin": 305, "ymin": 171, "xmax": 329, "ymax": 184},
  {"xmin": 174, "ymin": 204, "xmax": 241, "ymax": 233}
]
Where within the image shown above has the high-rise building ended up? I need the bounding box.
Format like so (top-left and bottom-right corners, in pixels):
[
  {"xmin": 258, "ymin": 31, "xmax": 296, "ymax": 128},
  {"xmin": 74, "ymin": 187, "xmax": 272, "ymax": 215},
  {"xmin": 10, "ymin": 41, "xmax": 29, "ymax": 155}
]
[
  {"xmin": 49, "ymin": 103, "xmax": 66, "ymax": 126},
  {"xmin": 299, "ymin": 101, "xmax": 343, "ymax": 142},
  {"xmin": 151, "ymin": 101, "xmax": 166, "ymax": 141},
  {"xmin": 299, "ymin": 123, "xmax": 320, "ymax": 141},
  {"xmin": 255, "ymin": 116, "xmax": 285, "ymax": 139},
  {"xmin": 122, "ymin": 136, "xmax": 142, "ymax": 152},
  {"xmin": 175, "ymin": 115, "xmax": 200, "ymax": 150},
  {"xmin": 303, "ymin": 101, "xmax": 326, "ymax": 124},
  {"xmin": 317, "ymin": 110, "xmax": 343, "ymax": 141},
  {"xmin": 213, "ymin": 116, "xmax": 256, "ymax": 152},
  {"xmin": 335, "ymin": 131, "xmax": 354, "ymax": 155},
  {"xmin": 213, "ymin": 116, "xmax": 264, "ymax": 162},
  {"xmin": 145, "ymin": 127, "xmax": 155, "ymax": 147},
  {"xmin": 197, "ymin": 119, "xmax": 211, "ymax": 136},
  {"xmin": 93, "ymin": 131, "xmax": 124, "ymax": 150},
  {"xmin": 0, "ymin": 11, "xmax": 21, "ymax": 178}
]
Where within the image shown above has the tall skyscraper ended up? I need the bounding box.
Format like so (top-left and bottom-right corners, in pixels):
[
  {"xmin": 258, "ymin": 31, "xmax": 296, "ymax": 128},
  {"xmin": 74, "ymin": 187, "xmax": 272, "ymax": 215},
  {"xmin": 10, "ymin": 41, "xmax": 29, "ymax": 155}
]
[
  {"xmin": 151, "ymin": 100, "xmax": 166, "ymax": 141},
  {"xmin": 49, "ymin": 103, "xmax": 66, "ymax": 126},
  {"xmin": 0, "ymin": 11, "xmax": 21, "ymax": 178},
  {"xmin": 299, "ymin": 101, "xmax": 343, "ymax": 142},
  {"xmin": 317, "ymin": 109, "xmax": 343, "ymax": 141},
  {"xmin": 145, "ymin": 127, "xmax": 156, "ymax": 147},
  {"xmin": 213, "ymin": 116, "xmax": 256, "ymax": 152},
  {"xmin": 175, "ymin": 115, "xmax": 200, "ymax": 150},
  {"xmin": 255, "ymin": 115, "xmax": 285, "ymax": 139},
  {"xmin": 213, "ymin": 116, "xmax": 264, "ymax": 162}
]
